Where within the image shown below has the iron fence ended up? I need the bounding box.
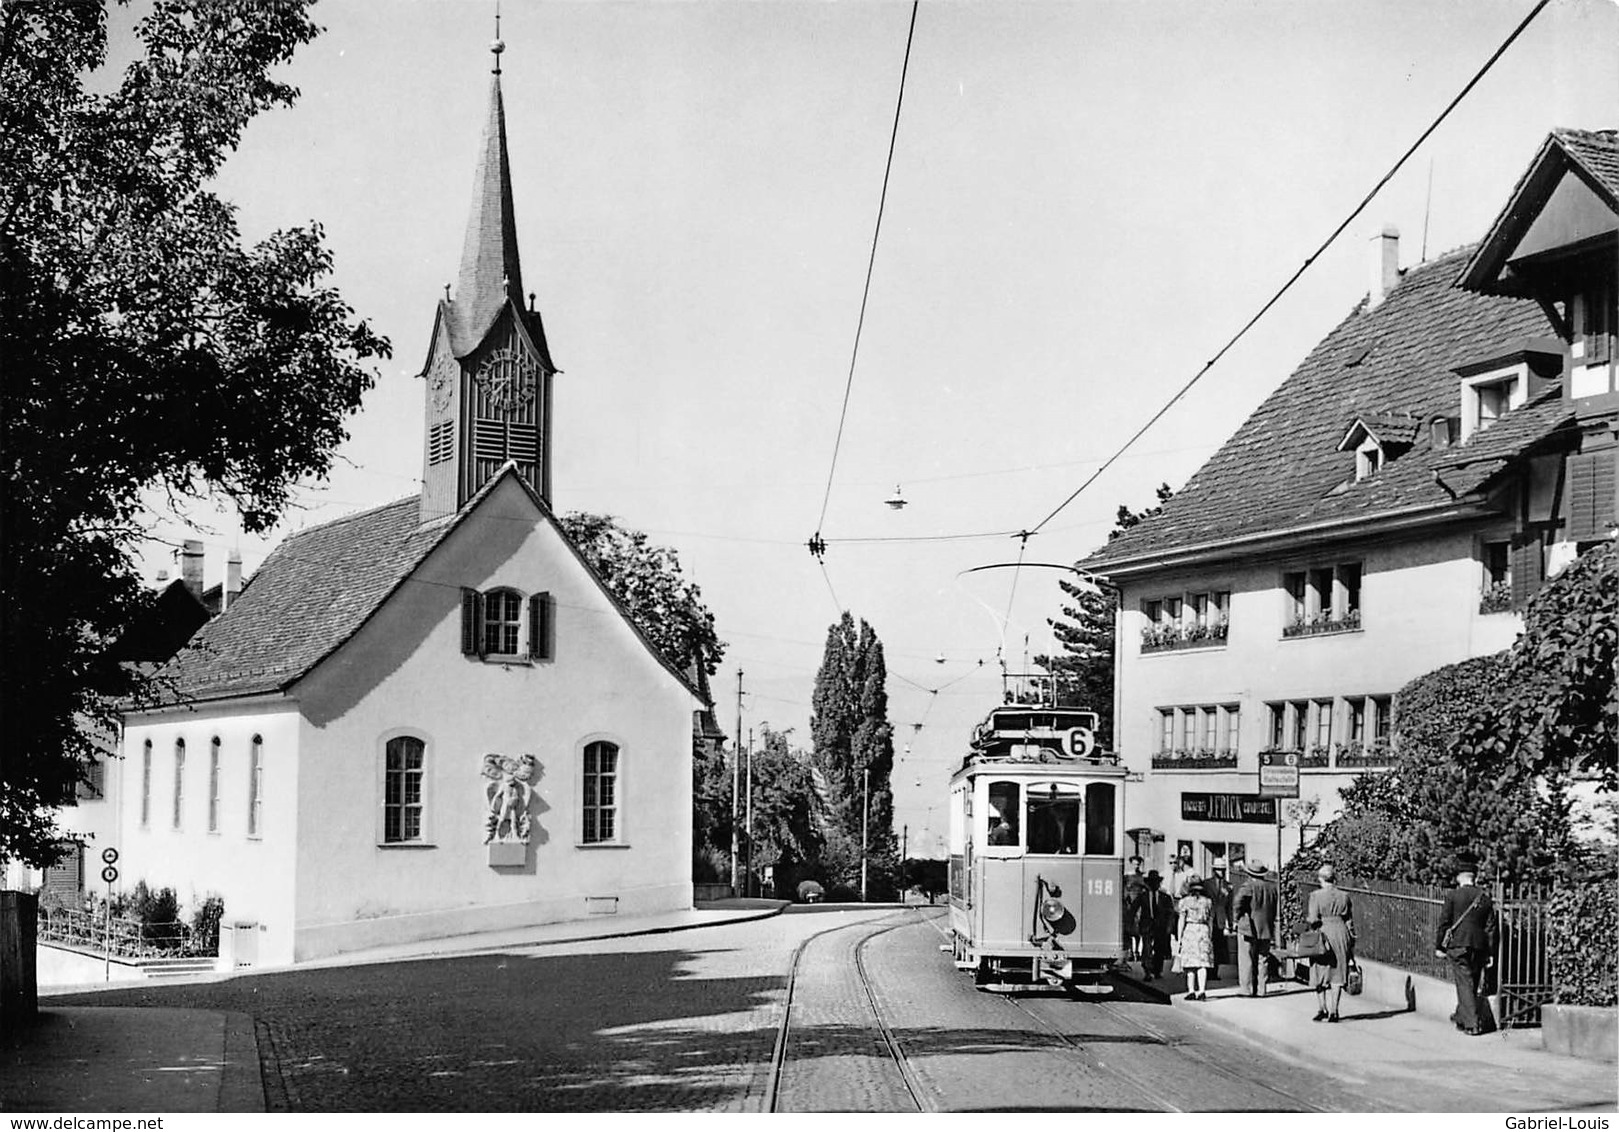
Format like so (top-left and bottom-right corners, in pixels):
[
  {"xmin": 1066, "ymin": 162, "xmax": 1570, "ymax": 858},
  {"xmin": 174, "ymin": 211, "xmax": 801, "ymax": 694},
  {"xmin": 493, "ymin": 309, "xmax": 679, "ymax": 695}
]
[
  {"xmin": 36, "ymin": 905, "xmax": 205, "ymax": 959},
  {"xmin": 1292, "ymin": 873, "xmax": 1555, "ymax": 1028}
]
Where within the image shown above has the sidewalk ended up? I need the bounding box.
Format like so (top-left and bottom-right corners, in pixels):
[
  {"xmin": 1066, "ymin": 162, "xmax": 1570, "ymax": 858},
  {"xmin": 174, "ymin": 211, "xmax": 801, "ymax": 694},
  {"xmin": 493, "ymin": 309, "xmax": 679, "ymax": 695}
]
[
  {"xmin": 1116, "ymin": 962, "xmax": 1618, "ymax": 1113},
  {"xmin": 9, "ymin": 898, "xmax": 788, "ymax": 1113}
]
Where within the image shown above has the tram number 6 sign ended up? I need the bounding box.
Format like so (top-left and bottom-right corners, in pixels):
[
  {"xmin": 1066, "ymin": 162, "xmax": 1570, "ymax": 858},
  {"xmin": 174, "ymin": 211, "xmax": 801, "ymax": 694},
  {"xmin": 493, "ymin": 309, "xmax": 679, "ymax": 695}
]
[{"xmin": 1064, "ymin": 728, "xmax": 1095, "ymax": 758}]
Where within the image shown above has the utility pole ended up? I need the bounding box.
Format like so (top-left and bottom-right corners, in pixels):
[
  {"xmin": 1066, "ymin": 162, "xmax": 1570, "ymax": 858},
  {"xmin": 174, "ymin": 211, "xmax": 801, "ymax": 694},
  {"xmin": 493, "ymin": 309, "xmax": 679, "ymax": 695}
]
[
  {"xmin": 861, "ymin": 766, "xmax": 870, "ymax": 902},
  {"xmin": 745, "ymin": 726, "xmax": 754, "ymax": 899},
  {"xmin": 731, "ymin": 669, "xmax": 743, "ymax": 896},
  {"xmin": 901, "ymin": 823, "xmax": 908, "ymax": 904}
]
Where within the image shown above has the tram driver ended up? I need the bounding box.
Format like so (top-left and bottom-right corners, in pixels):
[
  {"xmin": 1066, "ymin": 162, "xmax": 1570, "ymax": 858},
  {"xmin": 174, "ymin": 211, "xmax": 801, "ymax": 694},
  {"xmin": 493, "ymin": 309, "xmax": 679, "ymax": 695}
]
[{"xmin": 987, "ymin": 781, "xmax": 1019, "ymax": 845}]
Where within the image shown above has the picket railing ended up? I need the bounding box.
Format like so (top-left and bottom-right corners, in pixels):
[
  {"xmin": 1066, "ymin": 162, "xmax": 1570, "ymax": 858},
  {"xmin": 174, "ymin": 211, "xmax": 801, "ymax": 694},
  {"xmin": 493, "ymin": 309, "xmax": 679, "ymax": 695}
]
[{"xmin": 36, "ymin": 905, "xmax": 208, "ymax": 959}]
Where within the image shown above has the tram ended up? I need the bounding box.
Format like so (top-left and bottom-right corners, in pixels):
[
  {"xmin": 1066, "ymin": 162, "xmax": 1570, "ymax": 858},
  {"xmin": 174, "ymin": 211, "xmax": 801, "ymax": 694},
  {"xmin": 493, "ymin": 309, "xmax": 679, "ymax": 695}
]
[{"xmin": 947, "ymin": 679, "xmax": 1127, "ymax": 990}]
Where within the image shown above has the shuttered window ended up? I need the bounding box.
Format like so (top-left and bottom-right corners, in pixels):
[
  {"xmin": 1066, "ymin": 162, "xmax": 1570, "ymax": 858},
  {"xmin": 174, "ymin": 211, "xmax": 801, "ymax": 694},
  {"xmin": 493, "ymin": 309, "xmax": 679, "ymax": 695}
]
[
  {"xmin": 140, "ymin": 740, "xmax": 152, "ymax": 826},
  {"xmin": 1510, "ymin": 532, "xmax": 1545, "ymax": 611},
  {"xmin": 528, "ymin": 592, "xmax": 553, "ymax": 660},
  {"xmin": 247, "ymin": 735, "xmax": 264, "ymax": 838},
  {"xmin": 42, "ymin": 843, "xmax": 84, "ymax": 903},
  {"xmin": 1565, "ymin": 451, "xmax": 1618, "ymax": 543},
  {"xmin": 482, "ymin": 589, "xmax": 522, "ymax": 656},
  {"xmin": 208, "ymin": 737, "xmax": 221, "ymax": 833},
  {"xmin": 461, "ymin": 588, "xmax": 483, "ymax": 656},
  {"xmin": 172, "ymin": 738, "xmax": 186, "ymax": 830}
]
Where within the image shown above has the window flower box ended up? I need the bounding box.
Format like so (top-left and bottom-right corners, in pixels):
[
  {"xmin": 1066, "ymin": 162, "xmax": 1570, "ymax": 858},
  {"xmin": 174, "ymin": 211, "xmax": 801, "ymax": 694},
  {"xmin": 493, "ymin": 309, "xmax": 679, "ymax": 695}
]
[
  {"xmin": 1478, "ymin": 581, "xmax": 1513, "ymax": 615},
  {"xmin": 1151, "ymin": 748, "xmax": 1238, "ymax": 770},
  {"xmin": 1335, "ymin": 740, "xmax": 1394, "ymax": 768},
  {"xmin": 1282, "ymin": 609, "xmax": 1361, "ymax": 639},
  {"xmin": 1141, "ymin": 619, "xmax": 1229, "ymax": 654},
  {"xmin": 1302, "ymin": 745, "xmax": 1332, "ymax": 768}
]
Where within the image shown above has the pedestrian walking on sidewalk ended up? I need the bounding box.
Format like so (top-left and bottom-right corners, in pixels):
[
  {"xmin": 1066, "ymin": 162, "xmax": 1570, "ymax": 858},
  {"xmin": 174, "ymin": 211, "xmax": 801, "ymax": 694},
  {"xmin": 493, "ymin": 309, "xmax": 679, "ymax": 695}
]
[
  {"xmin": 1123, "ymin": 856, "xmax": 1147, "ymax": 960},
  {"xmin": 1434, "ymin": 851, "xmax": 1499, "ymax": 1036},
  {"xmin": 1206, "ymin": 858, "xmax": 1233, "ymax": 978},
  {"xmin": 1137, "ymin": 871, "xmax": 1175, "ymax": 980},
  {"xmin": 1177, "ymin": 876, "xmax": 1215, "ymax": 1000},
  {"xmin": 1233, "ymin": 859, "xmax": 1279, "ymax": 996},
  {"xmin": 1306, "ymin": 864, "xmax": 1355, "ymax": 1023}
]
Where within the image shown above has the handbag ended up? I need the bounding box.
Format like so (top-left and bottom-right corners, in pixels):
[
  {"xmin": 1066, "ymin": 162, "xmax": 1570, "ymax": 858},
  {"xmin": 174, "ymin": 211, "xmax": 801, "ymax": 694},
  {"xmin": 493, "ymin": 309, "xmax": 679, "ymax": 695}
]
[
  {"xmin": 1346, "ymin": 960, "xmax": 1364, "ymax": 996},
  {"xmin": 1295, "ymin": 929, "xmax": 1329, "ymax": 959}
]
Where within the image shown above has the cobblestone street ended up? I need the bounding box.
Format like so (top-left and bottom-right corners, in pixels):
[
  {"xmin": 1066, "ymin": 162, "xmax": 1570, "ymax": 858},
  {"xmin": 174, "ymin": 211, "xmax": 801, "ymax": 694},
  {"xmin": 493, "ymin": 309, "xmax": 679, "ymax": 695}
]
[{"xmin": 46, "ymin": 908, "xmax": 1611, "ymax": 1112}]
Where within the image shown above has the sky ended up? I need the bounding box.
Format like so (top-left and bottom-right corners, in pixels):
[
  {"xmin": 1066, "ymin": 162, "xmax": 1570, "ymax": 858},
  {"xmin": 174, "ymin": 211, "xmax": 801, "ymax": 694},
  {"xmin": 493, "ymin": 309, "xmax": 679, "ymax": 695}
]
[{"xmin": 118, "ymin": 0, "xmax": 1618, "ymax": 858}]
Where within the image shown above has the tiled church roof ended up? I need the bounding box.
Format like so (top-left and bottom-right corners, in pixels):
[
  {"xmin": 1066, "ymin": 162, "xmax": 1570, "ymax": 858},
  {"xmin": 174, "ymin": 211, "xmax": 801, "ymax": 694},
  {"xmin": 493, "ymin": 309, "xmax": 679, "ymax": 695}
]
[
  {"xmin": 1083, "ymin": 244, "xmax": 1556, "ymax": 571},
  {"xmin": 154, "ymin": 497, "xmax": 447, "ymax": 702}
]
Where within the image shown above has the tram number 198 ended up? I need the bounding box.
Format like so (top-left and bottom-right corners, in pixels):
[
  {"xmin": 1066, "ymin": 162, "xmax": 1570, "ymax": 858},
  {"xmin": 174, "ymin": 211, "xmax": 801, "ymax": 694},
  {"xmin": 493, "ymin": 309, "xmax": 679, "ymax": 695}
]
[{"xmin": 1086, "ymin": 879, "xmax": 1115, "ymax": 897}]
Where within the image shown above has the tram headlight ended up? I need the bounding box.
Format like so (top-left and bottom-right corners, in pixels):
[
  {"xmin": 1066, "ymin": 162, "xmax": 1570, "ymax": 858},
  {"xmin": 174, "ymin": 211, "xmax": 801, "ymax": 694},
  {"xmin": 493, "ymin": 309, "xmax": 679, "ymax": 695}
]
[{"xmin": 1040, "ymin": 897, "xmax": 1067, "ymax": 924}]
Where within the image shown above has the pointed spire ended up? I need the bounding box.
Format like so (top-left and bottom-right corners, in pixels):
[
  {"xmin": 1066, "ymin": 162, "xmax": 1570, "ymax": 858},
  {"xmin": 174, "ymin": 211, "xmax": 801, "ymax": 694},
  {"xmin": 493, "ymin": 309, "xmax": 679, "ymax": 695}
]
[{"xmin": 453, "ymin": 21, "xmax": 523, "ymax": 348}]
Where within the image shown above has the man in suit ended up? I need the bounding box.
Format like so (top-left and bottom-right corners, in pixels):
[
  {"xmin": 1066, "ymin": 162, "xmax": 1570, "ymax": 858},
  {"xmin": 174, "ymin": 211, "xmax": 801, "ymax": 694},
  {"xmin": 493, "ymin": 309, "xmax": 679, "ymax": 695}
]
[
  {"xmin": 1136, "ymin": 870, "xmax": 1175, "ymax": 980},
  {"xmin": 1233, "ymin": 858, "xmax": 1279, "ymax": 996},
  {"xmin": 1206, "ymin": 857, "xmax": 1234, "ymax": 978},
  {"xmin": 1434, "ymin": 850, "xmax": 1499, "ymax": 1035}
]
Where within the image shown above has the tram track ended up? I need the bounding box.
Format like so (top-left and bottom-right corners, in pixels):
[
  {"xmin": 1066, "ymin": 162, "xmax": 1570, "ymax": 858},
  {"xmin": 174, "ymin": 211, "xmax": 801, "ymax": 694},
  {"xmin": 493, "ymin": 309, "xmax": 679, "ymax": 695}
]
[{"xmin": 765, "ymin": 909, "xmax": 928, "ymax": 1113}]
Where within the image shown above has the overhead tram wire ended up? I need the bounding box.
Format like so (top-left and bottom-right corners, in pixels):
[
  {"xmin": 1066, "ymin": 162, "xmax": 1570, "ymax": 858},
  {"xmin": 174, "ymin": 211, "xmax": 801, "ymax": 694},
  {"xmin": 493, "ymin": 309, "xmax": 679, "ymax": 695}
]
[
  {"xmin": 808, "ymin": 0, "xmax": 921, "ymax": 561},
  {"xmin": 1021, "ymin": 0, "xmax": 1554, "ymax": 538}
]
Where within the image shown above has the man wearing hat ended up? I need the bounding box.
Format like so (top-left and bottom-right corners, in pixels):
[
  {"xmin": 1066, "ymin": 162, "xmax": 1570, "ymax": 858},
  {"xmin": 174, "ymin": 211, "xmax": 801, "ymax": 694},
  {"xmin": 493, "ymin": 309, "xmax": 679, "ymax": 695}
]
[
  {"xmin": 1232, "ymin": 859, "xmax": 1279, "ymax": 996},
  {"xmin": 1434, "ymin": 851, "xmax": 1499, "ymax": 1035},
  {"xmin": 1135, "ymin": 870, "xmax": 1176, "ymax": 980}
]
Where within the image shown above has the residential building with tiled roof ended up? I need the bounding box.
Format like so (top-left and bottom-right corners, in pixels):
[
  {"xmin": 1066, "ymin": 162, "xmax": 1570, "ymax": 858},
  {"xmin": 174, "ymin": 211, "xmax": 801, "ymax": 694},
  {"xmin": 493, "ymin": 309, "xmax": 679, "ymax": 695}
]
[
  {"xmin": 1079, "ymin": 129, "xmax": 1615, "ymax": 878},
  {"xmin": 80, "ymin": 38, "xmax": 710, "ymax": 972}
]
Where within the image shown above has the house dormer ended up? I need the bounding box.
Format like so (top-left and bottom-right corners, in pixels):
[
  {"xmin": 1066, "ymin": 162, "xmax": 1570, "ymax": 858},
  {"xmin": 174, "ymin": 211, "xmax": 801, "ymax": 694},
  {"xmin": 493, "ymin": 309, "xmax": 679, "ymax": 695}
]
[
  {"xmin": 1450, "ymin": 339, "xmax": 1564, "ymax": 443},
  {"xmin": 1337, "ymin": 413, "xmax": 1418, "ymax": 480}
]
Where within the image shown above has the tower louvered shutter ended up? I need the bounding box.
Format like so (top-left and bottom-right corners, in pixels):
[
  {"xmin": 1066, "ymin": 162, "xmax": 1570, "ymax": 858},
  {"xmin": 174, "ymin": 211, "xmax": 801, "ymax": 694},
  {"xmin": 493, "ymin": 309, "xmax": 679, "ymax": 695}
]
[
  {"xmin": 1510, "ymin": 533, "xmax": 1544, "ymax": 611},
  {"xmin": 1565, "ymin": 451, "xmax": 1618, "ymax": 543},
  {"xmin": 528, "ymin": 591, "xmax": 552, "ymax": 660},
  {"xmin": 461, "ymin": 588, "xmax": 483, "ymax": 656}
]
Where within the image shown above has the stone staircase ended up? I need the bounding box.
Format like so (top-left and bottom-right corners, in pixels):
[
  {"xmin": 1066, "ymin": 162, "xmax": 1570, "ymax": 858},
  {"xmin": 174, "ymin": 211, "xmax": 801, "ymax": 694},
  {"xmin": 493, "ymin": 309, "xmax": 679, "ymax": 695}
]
[{"xmin": 137, "ymin": 956, "xmax": 218, "ymax": 980}]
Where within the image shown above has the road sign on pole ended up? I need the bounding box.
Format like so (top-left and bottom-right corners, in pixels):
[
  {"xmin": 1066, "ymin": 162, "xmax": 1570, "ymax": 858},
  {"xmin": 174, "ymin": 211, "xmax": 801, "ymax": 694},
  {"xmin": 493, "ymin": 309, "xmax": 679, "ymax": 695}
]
[
  {"xmin": 1257, "ymin": 750, "xmax": 1300, "ymax": 798},
  {"xmin": 101, "ymin": 862, "xmax": 118, "ymax": 983}
]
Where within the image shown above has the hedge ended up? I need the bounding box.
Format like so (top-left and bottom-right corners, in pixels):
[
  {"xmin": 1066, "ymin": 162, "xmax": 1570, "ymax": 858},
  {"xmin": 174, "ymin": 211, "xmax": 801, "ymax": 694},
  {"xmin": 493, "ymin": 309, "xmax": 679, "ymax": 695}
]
[{"xmin": 1548, "ymin": 877, "xmax": 1619, "ymax": 1007}]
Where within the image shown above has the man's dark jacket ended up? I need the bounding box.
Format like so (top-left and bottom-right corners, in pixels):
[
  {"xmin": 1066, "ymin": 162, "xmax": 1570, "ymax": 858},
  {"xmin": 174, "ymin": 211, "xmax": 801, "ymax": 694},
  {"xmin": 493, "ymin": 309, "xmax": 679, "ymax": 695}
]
[
  {"xmin": 1435, "ymin": 884, "xmax": 1499, "ymax": 953},
  {"xmin": 1233, "ymin": 875, "xmax": 1279, "ymax": 941}
]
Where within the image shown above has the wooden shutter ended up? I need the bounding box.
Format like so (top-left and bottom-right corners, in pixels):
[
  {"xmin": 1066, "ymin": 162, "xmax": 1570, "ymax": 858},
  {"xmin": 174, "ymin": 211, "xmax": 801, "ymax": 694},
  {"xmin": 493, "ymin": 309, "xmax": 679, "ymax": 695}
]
[
  {"xmin": 1510, "ymin": 533, "xmax": 1544, "ymax": 611},
  {"xmin": 528, "ymin": 591, "xmax": 552, "ymax": 660},
  {"xmin": 43, "ymin": 843, "xmax": 83, "ymax": 901},
  {"xmin": 1566, "ymin": 451, "xmax": 1618, "ymax": 542},
  {"xmin": 460, "ymin": 588, "xmax": 483, "ymax": 656}
]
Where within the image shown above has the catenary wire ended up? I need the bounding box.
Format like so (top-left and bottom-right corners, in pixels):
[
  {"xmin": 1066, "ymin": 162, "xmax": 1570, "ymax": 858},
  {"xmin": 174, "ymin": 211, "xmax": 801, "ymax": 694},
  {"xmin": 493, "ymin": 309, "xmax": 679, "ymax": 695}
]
[{"xmin": 812, "ymin": 0, "xmax": 920, "ymax": 540}]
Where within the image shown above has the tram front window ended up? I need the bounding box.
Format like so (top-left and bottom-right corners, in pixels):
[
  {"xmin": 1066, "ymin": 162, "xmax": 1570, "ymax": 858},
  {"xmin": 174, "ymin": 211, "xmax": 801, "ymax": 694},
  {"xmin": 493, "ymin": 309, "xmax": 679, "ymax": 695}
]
[
  {"xmin": 987, "ymin": 781, "xmax": 1020, "ymax": 845},
  {"xmin": 1027, "ymin": 782, "xmax": 1080, "ymax": 854},
  {"xmin": 1085, "ymin": 783, "xmax": 1117, "ymax": 855}
]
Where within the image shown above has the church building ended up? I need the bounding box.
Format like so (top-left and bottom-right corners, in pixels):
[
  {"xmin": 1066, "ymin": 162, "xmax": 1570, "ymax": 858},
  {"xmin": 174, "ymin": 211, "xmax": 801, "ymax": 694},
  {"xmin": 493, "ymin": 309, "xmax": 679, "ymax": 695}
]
[{"xmin": 112, "ymin": 36, "xmax": 707, "ymax": 966}]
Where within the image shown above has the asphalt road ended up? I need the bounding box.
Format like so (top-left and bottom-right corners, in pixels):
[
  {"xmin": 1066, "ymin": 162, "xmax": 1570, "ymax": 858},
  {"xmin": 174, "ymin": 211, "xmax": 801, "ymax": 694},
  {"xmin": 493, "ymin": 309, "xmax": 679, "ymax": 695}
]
[{"xmin": 52, "ymin": 908, "xmax": 1390, "ymax": 1112}]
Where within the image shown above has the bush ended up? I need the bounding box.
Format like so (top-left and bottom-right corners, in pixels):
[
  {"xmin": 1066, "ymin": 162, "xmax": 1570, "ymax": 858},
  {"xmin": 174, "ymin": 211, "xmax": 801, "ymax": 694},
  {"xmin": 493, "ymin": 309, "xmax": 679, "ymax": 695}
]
[
  {"xmin": 126, "ymin": 880, "xmax": 180, "ymax": 947},
  {"xmin": 189, "ymin": 893, "xmax": 225, "ymax": 956},
  {"xmin": 1548, "ymin": 877, "xmax": 1618, "ymax": 1007}
]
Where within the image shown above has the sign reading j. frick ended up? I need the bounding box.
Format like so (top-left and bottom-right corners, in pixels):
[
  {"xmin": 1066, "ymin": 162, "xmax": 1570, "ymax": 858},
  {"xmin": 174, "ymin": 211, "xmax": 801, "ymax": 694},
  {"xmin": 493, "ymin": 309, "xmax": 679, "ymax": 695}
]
[{"xmin": 1180, "ymin": 792, "xmax": 1277, "ymax": 824}]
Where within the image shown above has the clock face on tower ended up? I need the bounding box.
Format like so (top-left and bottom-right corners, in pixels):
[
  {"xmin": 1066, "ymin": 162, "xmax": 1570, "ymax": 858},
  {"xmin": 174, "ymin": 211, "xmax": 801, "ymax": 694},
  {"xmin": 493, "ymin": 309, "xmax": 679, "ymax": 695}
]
[
  {"xmin": 428, "ymin": 353, "xmax": 458, "ymax": 413},
  {"xmin": 476, "ymin": 348, "xmax": 539, "ymax": 414}
]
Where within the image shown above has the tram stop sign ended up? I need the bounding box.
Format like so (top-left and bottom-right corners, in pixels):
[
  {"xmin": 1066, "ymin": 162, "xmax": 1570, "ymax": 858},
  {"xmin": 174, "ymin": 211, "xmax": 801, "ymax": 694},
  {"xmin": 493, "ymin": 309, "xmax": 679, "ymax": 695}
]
[
  {"xmin": 1064, "ymin": 728, "xmax": 1095, "ymax": 758},
  {"xmin": 1258, "ymin": 750, "xmax": 1300, "ymax": 798}
]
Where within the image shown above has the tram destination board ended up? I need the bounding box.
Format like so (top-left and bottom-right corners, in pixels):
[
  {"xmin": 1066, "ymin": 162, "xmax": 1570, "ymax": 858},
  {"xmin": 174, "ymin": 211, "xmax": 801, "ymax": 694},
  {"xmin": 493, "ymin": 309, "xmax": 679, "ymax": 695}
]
[{"xmin": 1180, "ymin": 792, "xmax": 1278, "ymax": 824}]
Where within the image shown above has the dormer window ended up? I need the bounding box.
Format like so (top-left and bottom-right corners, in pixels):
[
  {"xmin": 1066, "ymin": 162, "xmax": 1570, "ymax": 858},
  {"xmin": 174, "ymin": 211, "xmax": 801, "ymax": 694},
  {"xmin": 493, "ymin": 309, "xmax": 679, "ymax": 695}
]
[
  {"xmin": 1356, "ymin": 441, "xmax": 1382, "ymax": 481},
  {"xmin": 1471, "ymin": 375, "xmax": 1517, "ymax": 433},
  {"xmin": 1451, "ymin": 341, "xmax": 1560, "ymax": 442}
]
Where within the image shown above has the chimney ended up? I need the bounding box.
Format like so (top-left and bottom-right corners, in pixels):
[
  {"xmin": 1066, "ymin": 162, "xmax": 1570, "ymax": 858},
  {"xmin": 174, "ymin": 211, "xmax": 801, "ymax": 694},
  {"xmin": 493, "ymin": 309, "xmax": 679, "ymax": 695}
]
[
  {"xmin": 224, "ymin": 550, "xmax": 243, "ymax": 611},
  {"xmin": 1368, "ymin": 225, "xmax": 1399, "ymax": 310},
  {"xmin": 180, "ymin": 540, "xmax": 205, "ymax": 600}
]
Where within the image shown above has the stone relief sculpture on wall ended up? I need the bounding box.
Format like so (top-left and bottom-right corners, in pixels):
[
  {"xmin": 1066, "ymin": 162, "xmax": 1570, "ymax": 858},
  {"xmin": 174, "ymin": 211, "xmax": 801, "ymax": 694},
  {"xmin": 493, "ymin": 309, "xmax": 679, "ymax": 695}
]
[{"xmin": 482, "ymin": 753, "xmax": 539, "ymax": 844}]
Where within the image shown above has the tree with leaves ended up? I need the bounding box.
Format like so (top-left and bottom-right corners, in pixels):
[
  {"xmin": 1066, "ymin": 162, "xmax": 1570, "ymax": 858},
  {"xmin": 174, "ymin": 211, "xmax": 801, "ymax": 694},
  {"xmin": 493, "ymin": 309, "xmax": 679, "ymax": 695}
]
[
  {"xmin": 1036, "ymin": 484, "xmax": 1174, "ymax": 745},
  {"xmin": 557, "ymin": 512, "xmax": 726, "ymax": 678},
  {"xmin": 1302, "ymin": 653, "xmax": 1571, "ymax": 887},
  {"xmin": 743, "ymin": 726, "xmax": 824, "ymax": 893},
  {"xmin": 810, "ymin": 613, "xmax": 897, "ymax": 897},
  {"xmin": 0, "ymin": 1, "xmax": 390, "ymax": 868},
  {"xmin": 1455, "ymin": 539, "xmax": 1617, "ymax": 797}
]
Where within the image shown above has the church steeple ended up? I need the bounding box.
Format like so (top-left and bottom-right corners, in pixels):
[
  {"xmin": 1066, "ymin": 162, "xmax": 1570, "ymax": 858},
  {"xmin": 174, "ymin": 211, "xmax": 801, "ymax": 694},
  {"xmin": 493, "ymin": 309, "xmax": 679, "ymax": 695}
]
[
  {"xmin": 420, "ymin": 26, "xmax": 559, "ymax": 523},
  {"xmin": 454, "ymin": 31, "xmax": 523, "ymax": 346}
]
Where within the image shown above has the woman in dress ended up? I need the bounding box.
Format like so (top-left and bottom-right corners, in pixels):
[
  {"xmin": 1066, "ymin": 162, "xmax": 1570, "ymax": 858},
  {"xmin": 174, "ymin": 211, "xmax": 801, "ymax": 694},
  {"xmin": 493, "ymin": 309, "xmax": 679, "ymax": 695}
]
[
  {"xmin": 1177, "ymin": 875, "xmax": 1215, "ymax": 1000},
  {"xmin": 1307, "ymin": 863, "xmax": 1356, "ymax": 1022}
]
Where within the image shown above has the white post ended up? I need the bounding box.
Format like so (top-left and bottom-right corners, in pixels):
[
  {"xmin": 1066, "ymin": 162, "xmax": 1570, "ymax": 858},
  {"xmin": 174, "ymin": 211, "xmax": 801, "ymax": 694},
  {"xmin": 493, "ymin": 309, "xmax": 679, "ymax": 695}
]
[
  {"xmin": 861, "ymin": 767, "xmax": 870, "ymax": 902},
  {"xmin": 103, "ymin": 879, "xmax": 112, "ymax": 983}
]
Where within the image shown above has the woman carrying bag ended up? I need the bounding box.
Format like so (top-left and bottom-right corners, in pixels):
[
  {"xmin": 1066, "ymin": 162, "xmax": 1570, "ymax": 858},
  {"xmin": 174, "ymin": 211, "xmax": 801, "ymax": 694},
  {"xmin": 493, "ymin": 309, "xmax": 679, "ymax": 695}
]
[{"xmin": 1306, "ymin": 863, "xmax": 1355, "ymax": 1022}]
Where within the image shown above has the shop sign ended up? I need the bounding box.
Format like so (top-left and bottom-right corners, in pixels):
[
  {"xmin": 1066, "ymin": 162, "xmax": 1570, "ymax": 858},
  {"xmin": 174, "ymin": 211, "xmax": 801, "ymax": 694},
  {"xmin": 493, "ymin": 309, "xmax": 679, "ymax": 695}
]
[{"xmin": 1180, "ymin": 792, "xmax": 1277, "ymax": 824}]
